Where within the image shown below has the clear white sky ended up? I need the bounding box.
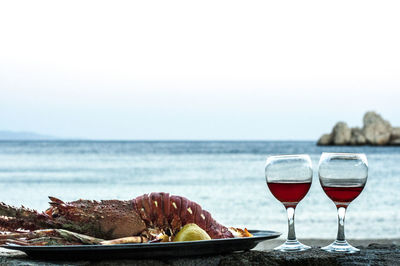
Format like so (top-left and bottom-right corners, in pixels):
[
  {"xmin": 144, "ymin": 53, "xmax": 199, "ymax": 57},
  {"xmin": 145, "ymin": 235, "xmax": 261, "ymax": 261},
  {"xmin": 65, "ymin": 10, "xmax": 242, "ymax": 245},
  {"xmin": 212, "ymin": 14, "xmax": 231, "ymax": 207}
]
[{"xmin": 0, "ymin": 1, "xmax": 399, "ymax": 140}]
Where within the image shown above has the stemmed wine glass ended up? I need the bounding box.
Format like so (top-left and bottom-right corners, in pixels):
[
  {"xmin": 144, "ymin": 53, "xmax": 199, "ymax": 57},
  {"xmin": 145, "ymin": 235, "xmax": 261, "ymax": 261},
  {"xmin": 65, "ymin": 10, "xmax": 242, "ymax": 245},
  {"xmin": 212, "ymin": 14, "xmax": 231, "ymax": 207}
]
[
  {"xmin": 318, "ymin": 152, "xmax": 368, "ymax": 253},
  {"xmin": 265, "ymin": 154, "xmax": 313, "ymax": 252}
]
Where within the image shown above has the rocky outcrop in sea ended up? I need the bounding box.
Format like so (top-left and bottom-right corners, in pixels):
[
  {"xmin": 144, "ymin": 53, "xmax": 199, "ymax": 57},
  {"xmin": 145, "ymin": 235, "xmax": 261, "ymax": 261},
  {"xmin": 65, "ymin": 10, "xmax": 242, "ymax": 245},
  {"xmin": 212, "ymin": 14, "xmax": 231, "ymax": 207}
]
[{"xmin": 318, "ymin": 111, "xmax": 400, "ymax": 146}]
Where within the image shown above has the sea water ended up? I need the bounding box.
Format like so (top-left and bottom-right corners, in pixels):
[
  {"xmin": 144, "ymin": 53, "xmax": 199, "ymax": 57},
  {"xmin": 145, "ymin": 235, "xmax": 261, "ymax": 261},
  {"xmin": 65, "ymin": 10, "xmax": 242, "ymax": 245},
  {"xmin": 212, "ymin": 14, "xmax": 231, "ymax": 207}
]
[{"xmin": 0, "ymin": 141, "xmax": 398, "ymax": 239}]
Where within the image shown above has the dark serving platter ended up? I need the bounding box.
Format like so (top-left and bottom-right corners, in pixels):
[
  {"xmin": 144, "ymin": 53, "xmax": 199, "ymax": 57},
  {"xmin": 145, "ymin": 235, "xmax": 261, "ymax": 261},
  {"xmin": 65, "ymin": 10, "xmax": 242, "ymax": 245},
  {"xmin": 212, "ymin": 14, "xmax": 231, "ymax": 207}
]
[{"xmin": 3, "ymin": 230, "xmax": 280, "ymax": 260}]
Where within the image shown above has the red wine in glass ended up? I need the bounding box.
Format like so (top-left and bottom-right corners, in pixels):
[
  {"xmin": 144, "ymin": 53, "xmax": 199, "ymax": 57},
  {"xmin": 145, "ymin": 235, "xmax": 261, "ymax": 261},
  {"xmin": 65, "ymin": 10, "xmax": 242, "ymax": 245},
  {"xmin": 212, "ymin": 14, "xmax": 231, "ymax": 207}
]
[
  {"xmin": 267, "ymin": 182, "xmax": 311, "ymax": 208},
  {"xmin": 318, "ymin": 152, "xmax": 368, "ymax": 253},
  {"xmin": 321, "ymin": 185, "xmax": 364, "ymax": 208},
  {"xmin": 265, "ymin": 154, "xmax": 313, "ymax": 252}
]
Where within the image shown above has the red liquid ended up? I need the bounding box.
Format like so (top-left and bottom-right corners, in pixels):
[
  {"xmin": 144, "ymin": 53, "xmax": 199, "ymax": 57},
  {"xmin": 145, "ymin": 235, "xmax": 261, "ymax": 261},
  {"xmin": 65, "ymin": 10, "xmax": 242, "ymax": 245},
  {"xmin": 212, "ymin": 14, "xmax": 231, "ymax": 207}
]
[
  {"xmin": 322, "ymin": 186, "xmax": 364, "ymax": 208},
  {"xmin": 267, "ymin": 182, "xmax": 311, "ymax": 208}
]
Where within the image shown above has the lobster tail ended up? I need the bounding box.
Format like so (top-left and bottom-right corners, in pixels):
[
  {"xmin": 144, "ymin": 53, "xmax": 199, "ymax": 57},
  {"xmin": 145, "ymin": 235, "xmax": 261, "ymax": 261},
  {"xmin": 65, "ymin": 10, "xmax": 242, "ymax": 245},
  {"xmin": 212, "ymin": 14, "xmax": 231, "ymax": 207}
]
[{"xmin": 134, "ymin": 193, "xmax": 233, "ymax": 239}]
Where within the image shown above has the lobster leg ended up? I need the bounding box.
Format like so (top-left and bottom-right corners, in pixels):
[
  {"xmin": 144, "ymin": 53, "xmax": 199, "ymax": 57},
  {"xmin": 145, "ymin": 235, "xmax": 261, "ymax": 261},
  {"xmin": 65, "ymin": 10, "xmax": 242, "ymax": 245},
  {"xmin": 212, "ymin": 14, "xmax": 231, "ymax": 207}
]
[
  {"xmin": 0, "ymin": 229, "xmax": 61, "ymax": 241},
  {"xmin": 0, "ymin": 229, "xmax": 104, "ymax": 246},
  {"xmin": 5, "ymin": 237, "xmax": 73, "ymax": 246},
  {"xmin": 0, "ymin": 229, "xmax": 150, "ymax": 246},
  {"xmin": 100, "ymin": 236, "xmax": 148, "ymax": 245}
]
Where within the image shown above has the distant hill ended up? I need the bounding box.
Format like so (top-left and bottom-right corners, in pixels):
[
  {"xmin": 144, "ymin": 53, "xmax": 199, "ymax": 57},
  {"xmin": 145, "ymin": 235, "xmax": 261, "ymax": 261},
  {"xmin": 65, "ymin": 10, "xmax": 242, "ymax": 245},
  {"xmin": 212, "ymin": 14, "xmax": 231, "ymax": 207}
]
[{"xmin": 0, "ymin": 130, "xmax": 57, "ymax": 140}]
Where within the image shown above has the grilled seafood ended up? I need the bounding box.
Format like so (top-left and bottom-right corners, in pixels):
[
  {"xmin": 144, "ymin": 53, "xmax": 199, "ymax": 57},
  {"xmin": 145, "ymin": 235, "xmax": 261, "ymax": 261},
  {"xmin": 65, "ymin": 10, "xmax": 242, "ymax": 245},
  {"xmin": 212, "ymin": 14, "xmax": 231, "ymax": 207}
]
[{"xmin": 0, "ymin": 192, "xmax": 251, "ymax": 246}]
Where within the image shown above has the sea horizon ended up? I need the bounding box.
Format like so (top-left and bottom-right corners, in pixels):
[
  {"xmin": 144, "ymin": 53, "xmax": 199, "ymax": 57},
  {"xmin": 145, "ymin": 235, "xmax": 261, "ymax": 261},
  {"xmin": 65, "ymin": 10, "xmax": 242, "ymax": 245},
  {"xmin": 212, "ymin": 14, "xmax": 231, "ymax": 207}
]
[{"xmin": 0, "ymin": 139, "xmax": 317, "ymax": 142}]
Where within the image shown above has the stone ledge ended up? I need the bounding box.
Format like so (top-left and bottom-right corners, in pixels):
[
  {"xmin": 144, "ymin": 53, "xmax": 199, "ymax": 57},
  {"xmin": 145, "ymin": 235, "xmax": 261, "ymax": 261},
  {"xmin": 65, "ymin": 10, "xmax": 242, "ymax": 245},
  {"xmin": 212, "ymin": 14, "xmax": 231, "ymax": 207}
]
[{"xmin": 1, "ymin": 242, "xmax": 399, "ymax": 266}]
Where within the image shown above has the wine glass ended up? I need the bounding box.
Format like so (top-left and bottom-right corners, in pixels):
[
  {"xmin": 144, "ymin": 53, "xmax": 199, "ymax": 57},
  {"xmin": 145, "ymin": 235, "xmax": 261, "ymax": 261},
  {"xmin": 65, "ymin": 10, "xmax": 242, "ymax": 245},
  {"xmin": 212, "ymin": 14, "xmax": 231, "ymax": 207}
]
[
  {"xmin": 318, "ymin": 152, "xmax": 368, "ymax": 253},
  {"xmin": 265, "ymin": 154, "xmax": 313, "ymax": 252}
]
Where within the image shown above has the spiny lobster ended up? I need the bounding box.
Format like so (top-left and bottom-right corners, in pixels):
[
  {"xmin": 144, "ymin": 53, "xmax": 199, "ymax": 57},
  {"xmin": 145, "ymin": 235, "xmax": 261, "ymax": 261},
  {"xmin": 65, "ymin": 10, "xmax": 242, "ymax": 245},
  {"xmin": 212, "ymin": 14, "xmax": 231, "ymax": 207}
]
[{"xmin": 0, "ymin": 192, "xmax": 250, "ymax": 246}]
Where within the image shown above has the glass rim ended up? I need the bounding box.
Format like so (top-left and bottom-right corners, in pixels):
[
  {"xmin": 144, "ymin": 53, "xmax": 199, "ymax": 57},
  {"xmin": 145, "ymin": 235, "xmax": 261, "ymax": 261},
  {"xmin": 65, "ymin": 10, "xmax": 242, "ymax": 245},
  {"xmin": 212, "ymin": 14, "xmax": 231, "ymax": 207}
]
[
  {"xmin": 267, "ymin": 154, "xmax": 310, "ymax": 159},
  {"xmin": 266, "ymin": 154, "xmax": 312, "ymax": 166},
  {"xmin": 319, "ymin": 152, "xmax": 368, "ymax": 165},
  {"xmin": 321, "ymin": 152, "xmax": 366, "ymax": 156}
]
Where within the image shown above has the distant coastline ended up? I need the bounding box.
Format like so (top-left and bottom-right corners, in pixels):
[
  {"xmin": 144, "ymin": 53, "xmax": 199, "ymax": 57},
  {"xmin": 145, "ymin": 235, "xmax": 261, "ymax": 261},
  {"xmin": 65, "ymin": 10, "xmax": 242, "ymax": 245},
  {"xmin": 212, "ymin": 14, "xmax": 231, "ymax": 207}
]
[{"xmin": 0, "ymin": 130, "xmax": 57, "ymax": 140}]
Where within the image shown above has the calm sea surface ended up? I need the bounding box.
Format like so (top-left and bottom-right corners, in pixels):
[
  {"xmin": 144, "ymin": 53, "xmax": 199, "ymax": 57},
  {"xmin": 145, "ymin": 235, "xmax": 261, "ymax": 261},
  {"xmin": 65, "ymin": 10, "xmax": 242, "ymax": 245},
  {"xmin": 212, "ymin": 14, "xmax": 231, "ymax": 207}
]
[{"xmin": 0, "ymin": 141, "xmax": 399, "ymax": 239}]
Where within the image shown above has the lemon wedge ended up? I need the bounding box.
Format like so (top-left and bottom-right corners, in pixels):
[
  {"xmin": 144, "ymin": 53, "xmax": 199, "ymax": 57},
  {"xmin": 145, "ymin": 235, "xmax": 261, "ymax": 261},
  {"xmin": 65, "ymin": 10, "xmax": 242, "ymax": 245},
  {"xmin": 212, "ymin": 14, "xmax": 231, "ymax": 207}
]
[{"xmin": 173, "ymin": 223, "xmax": 211, "ymax": 242}]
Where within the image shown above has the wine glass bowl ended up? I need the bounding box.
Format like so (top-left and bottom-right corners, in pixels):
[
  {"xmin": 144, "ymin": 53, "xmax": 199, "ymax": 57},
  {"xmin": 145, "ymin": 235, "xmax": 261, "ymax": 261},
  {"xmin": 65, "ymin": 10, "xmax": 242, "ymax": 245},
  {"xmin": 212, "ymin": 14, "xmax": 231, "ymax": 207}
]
[
  {"xmin": 265, "ymin": 154, "xmax": 313, "ymax": 252},
  {"xmin": 318, "ymin": 152, "xmax": 368, "ymax": 253}
]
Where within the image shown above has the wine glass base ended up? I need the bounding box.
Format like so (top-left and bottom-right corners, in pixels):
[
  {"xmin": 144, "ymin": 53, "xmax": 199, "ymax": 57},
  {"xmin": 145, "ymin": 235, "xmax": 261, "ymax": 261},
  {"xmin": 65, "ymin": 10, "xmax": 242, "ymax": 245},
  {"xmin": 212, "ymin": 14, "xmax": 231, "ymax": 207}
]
[
  {"xmin": 321, "ymin": 240, "xmax": 360, "ymax": 253},
  {"xmin": 274, "ymin": 239, "xmax": 311, "ymax": 252}
]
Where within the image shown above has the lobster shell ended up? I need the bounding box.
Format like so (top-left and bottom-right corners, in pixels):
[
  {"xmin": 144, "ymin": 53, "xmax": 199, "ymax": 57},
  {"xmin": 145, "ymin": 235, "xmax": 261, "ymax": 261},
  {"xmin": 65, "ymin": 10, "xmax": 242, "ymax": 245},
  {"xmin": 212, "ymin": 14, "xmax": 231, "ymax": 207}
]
[{"xmin": 134, "ymin": 192, "xmax": 233, "ymax": 239}]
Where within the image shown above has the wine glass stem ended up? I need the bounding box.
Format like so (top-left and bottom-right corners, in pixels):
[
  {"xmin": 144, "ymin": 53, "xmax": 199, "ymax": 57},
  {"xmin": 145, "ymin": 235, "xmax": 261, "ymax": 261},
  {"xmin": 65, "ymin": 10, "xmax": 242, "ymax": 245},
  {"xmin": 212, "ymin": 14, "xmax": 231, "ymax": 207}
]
[
  {"xmin": 336, "ymin": 206, "xmax": 347, "ymax": 241},
  {"xmin": 286, "ymin": 207, "xmax": 296, "ymax": 241}
]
